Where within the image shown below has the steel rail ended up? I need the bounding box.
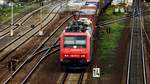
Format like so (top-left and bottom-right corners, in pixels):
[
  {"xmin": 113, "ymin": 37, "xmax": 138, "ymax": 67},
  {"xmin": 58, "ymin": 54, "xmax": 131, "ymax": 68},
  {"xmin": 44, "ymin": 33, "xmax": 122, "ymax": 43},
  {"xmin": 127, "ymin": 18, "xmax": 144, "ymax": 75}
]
[
  {"xmin": 30, "ymin": 15, "xmax": 72, "ymax": 55},
  {"xmin": 0, "ymin": 3, "xmax": 60, "ymax": 52},
  {"xmin": 140, "ymin": 12, "xmax": 150, "ymax": 45},
  {"xmin": 21, "ymin": 45, "xmax": 60, "ymax": 84},
  {"xmin": 127, "ymin": 0, "xmax": 138, "ymax": 82},
  {"xmin": 126, "ymin": 3, "xmax": 135, "ymax": 84},
  {"xmin": 139, "ymin": 6, "xmax": 147, "ymax": 84},
  {"xmin": 0, "ymin": 2, "xmax": 53, "ymax": 33},
  {"xmin": 99, "ymin": 9, "xmax": 150, "ymax": 27},
  {"xmin": 0, "ymin": 2, "xmax": 66, "ymax": 63},
  {"xmin": 77, "ymin": 72, "xmax": 85, "ymax": 84},
  {"xmin": 0, "ymin": 0, "xmax": 66, "ymax": 82},
  {"xmin": 3, "ymin": 12, "xmax": 71, "ymax": 84},
  {"xmin": 3, "ymin": 44, "xmax": 59, "ymax": 84},
  {"xmin": 60, "ymin": 72, "xmax": 85, "ymax": 84},
  {"xmin": 126, "ymin": 0, "xmax": 147, "ymax": 83},
  {"xmin": 99, "ymin": 16, "xmax": 128, "ymax": 26},
  {"xmin": 29, "ymin": 12, "xmax": 69, "ymax": 55},
  {"xmin": 0, "ymin": 0, "xmax": 64, "ymax": 33},
  {"xmin": 60, "ymin": 73, "xmax": 68, "ymax": 84}
]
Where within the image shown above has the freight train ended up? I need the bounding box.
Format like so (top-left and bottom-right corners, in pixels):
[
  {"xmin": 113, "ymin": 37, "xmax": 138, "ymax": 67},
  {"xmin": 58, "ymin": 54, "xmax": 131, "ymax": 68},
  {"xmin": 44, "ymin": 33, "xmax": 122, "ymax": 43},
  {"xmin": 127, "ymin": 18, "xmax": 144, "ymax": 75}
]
[{"xmin": 59, "ymin": 0, "xmax": 99, "ymax": 68}]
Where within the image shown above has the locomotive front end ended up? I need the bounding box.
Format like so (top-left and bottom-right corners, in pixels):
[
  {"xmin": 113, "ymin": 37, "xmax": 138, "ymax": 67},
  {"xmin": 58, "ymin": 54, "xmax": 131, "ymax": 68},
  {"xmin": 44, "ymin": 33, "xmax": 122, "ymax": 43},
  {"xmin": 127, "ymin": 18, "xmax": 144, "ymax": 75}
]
[{"xmin": 60, "ymin": 33, "xmax": 91, "ymax": 67}]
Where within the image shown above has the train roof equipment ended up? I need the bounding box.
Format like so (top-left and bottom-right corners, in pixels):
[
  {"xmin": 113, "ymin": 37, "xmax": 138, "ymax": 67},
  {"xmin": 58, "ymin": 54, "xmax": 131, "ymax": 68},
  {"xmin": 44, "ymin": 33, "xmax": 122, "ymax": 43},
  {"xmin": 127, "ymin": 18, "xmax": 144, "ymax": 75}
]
[
  {"xmin": 67, "ymin": 0, "xmax": 86, "ymax": 11},
  {"xmin": 85, "ymin": 0, "xmax": 100, "ymax": 7},
  {"xmin": 111, "ymin": 0, "xmax": 133, "ymax": 6},
  {"xmin": 59, "ymin": 18, "xmax": 94, "ymax": 67},
  {"xmin": 79, "ymin": 5, "xmax": 97, "ymax": 15},
  {"xmin": 85, "ymin": 0, "xmax": 99, "ymax": 2},
  {"xmin": 65, "ymin": 17, "xmax": 92, "ymax": 34}
]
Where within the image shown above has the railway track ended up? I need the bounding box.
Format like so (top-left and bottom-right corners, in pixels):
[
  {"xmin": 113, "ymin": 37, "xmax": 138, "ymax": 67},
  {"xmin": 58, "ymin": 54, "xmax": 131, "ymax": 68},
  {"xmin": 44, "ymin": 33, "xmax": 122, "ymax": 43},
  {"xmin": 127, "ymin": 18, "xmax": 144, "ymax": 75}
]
[
  {"xmin": 126, "ymin": 0, "xmax": 147, "ymax": 84},
  {"xmin": 0, "ymin": 0, "xmax": 64, "ymax": 33},
  {"xmin": 0, "ymin": 2, "xmax": 52, "ymax": 35},
  {"xmin": 0, "ymin": 2, "xmax": 68, "ymax": 82},
  {"xmin": 98, "ymin": 8, "xmax": 150, "ymax": 27},
  {"xmin": 60, "ymin": 72, "xmax": 85, "ymax": 84},
  {"xmin": 20, "ymin": 15, "xmax": 72, "ymax": 84},
  {"xmin": 99, "ymin": 16, "xmax": 128, "ymax": 26},
  {"xmin": 3, "ymin": 41, "xmax": 59, "ymax": 84},
  {"xmin": 0, "ymin": 2, "xmax": 66, "ymax": 63},
  {"xmin": 0, "ymin": 2, "xmax": 61, "ymax": 48},
  {"xmin": 141, "ymin": 10, "xmax": 150, "ymax": 46},
  {"xmin": 1, "ymin": 14, "xmax": 72, "ymax": 84}
]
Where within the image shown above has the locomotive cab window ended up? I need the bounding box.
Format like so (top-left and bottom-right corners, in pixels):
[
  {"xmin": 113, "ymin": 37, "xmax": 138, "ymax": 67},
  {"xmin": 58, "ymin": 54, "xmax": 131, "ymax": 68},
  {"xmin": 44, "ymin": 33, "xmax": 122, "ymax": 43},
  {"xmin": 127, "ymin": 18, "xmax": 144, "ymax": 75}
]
[{"xmin": 64, "ymin": 36, "xmax": 86, "ymax": 48}]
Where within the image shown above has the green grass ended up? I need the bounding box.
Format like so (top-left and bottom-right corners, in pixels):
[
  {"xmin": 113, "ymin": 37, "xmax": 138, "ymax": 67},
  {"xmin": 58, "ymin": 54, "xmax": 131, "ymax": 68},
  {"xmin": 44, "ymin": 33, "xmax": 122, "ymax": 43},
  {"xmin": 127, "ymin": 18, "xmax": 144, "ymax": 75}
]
[
  {"xmin": 96, "ymin": 7, "xmax": 126, "ymax": 75},
  {"xmin": 101, "ymin": 6, "xmax": 125, "ymax": 20},
  {"xmin": 100, "ymin": 22, "xmax": 124, "ymax": 59},
  {"xmin": 98, "ymin": 6, "xmax": 125, "ymax": 65},
  {"xmin": 144, "ymin": 15, "xmax": 150, "ymax": 21}
]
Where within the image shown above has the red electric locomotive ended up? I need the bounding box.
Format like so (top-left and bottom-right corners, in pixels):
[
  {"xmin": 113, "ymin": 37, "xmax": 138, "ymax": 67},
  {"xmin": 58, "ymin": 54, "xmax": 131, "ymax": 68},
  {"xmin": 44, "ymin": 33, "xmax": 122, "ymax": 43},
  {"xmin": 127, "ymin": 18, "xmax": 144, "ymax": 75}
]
[
  {"xmin": 59, "ymin": 1, "xmax": 97, "ymax": 68},
  {"xmin": 59, "ymin": 16, "xmax": 95, "ymax": 67}
]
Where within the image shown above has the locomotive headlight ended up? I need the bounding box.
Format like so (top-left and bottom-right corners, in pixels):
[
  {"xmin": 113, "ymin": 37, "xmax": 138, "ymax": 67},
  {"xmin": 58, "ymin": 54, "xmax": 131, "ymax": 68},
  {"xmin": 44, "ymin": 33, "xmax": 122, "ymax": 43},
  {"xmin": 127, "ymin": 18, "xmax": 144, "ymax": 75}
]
[
  {"xmin": 81, "ymin": 55, "xmax": 86, "ymax": 58},
  {"xmin": 64, "ymin": 54, "xmax": 69, "ymax": 57}
]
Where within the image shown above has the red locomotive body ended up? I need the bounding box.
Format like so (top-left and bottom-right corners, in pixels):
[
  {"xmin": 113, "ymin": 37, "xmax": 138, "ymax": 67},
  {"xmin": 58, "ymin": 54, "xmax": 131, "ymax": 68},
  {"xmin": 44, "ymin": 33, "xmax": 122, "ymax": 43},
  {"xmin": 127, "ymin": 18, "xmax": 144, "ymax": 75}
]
[
  {"xmin": 59, "ymin": 0, "xmax": 98, "ymax": 68},
  {"xmin": 60, "ymin": 17, "xmax": 94, "ymax": 67}
]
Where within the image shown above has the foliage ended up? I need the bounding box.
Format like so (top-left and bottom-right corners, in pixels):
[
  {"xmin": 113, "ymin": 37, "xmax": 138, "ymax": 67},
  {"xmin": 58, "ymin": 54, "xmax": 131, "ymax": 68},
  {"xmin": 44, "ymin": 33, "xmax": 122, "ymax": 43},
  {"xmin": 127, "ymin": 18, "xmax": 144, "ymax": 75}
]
[
  {"xmin": 100, "ymin": 22, "xmax": 124, "ymax": 58},
  {"xmin": 99, "ymin": 6, "xmax": 125, "ymax": 60}
]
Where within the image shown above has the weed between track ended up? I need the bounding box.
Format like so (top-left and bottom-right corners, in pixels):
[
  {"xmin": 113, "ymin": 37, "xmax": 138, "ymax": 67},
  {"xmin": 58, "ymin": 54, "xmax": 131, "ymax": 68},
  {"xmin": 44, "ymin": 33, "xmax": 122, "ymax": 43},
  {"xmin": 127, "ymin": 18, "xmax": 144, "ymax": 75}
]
[{"xmin": 97, "ymin": 6, "xmax": 125, "ymax": 74}]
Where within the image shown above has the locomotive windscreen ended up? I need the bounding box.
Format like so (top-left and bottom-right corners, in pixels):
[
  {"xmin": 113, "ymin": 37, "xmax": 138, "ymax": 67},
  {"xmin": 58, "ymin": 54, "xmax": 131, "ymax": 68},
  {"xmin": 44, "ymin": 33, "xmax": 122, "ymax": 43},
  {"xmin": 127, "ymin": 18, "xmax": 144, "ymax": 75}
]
[{"xmin": 64, "ymin": 36, "xmax": 86, "ymax": 48}]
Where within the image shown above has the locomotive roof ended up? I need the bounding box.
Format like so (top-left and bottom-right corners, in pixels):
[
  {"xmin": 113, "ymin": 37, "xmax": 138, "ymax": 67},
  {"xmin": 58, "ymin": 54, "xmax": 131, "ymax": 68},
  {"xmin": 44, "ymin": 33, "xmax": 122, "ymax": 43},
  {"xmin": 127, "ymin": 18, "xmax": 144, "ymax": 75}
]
[
  {"xmin": 67, "ymin": 0, "xmax": 86, "ymax": 6},
  {"xmin": 86, "ymin": 0, "xmax": 99, "ymax": 2},
  {"xmin": 80, "ymin": 6, "xmax": 97, "ymax": 9},
  {"xmin": 79, "ymin": 5, "xmax": 97, "ymax": 15},
  {"xmin": 65, "ymin": 18, "xmax": 92, "ymax": 33}
]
